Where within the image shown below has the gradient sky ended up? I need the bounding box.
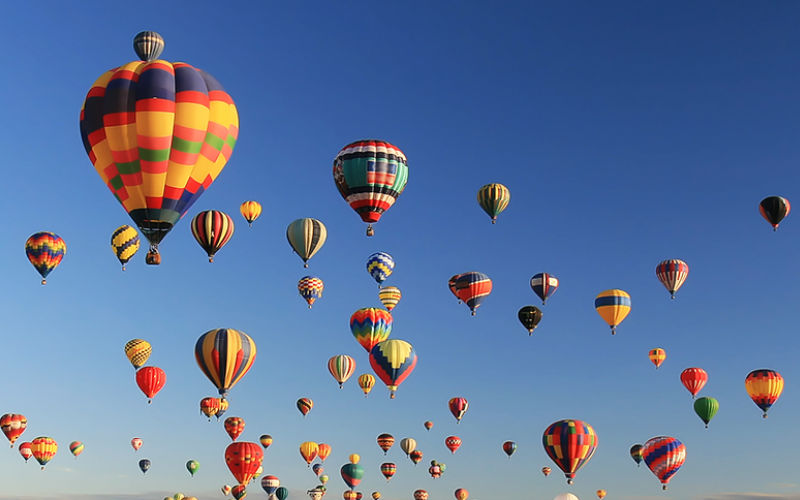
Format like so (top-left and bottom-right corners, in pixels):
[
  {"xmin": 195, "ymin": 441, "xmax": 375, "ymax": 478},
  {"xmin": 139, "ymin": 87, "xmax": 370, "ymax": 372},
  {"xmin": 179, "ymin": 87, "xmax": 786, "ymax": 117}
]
[{"xmin": 2, "ymin": 2, "xmax": 800, "ymax": 499}]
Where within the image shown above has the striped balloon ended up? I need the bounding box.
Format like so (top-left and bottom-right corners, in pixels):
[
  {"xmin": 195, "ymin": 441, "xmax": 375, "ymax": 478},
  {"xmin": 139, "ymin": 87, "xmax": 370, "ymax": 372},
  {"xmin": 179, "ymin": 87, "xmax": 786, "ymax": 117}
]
[
  {"xmin": 111, "ymin": 225, "xmax": 140, "ymax": 270},
  {"xmin": 318, "ymin": 443, "xmax": 331, "ymax": 461},
  {"xmin": 298, "ymin": 276, "xmax": 324, "ymax": 308},
  {"xmin": 641, "ymin": 436, "xmax": 686, "ymax": 490},
  {"xmin": 359, "ymin": 374, "xmax": 376, "ymax": 396},
  {"xmin": 333, "ymin": 139, "xmax": 409, "ymax": 236},
  {"xmin": 377, "ymin": 434, "xmax": 394, "ymax": 454},
  {"xmin": 648, "ymin": 348, "xmax": 666, "ymax": 369},
  {"xmin": 0, "ymin": 414, "xmax": 27, "ymax": 447},
  {"xmin": 745, "ymin": 369, "xmax": 784, "ymax": 418},
  {"xmin": 680, "ymin": 367, "xmax": 708, "ymax": 398},
  {"xmin": 191, "ymin": 210, "xmax": 235, "ymax": 262},
  {"xmin": 69, "ymin": 441, "xmax": 84, "ymax": 457},
  {"xmin": 124, "ymin": 339, "xmax": 151, "ymax": 369},
  {"xmin": 655, "ymin": 259, "xmax": 689, "ymax": 299},
  {"xmin": 133, "ymin": 31, "xmax": 164, "ymax": 61},
  {"xmin": 455, "ymin": 272, "xmax": 492, "ymax": 316},
  {"xmin": 195, "ymin": 329, "xmax": 257, "ymax": 398},
  {"xmin": 448, "ymin": 274, "xmax": 463, "ymax": 303},
  {"xmin": 530, "ymin": 273, "xmax": 559, "ymax": 304},
  {"xmin": 261, "ymin": 475, "xmax": 280, "ymax": 495},
  {"xmin": 80, "ymin": 36, "xmax": 238, "ymax": 262},
  {"xmin": 286, "ymin": 218, "xmax": 327, "ymax": 267},
  {"xmin": 297, "ymin": 398, "xmax": 313, "ymax": 417},
  {"xmin": 542, "ymin": 419, "xmax": 598, "ymax": 484},
  {"xmin": 369, "ymin": 339, "xmax": 418, "ymax": 399},
  {"xmin": 30, "ymin": 436, "xmax": 58, "ymax": 470},
  {"xmin": 594, "ymin": 289, "xmax": 631, "ymax": 334},
  {"xmin": 759, "ymin": 195, "xmax": 790, "ymax": 231},
  {"xmin": 477, "ymin": 183, "xmax": 510, "ymax": 223},
  {"xmin": 378, "ymin": 286, "xmax": 402, "ymax": 311},
  {"xmin": 328, "ymin": 355, "xmax": 356, "ymax": 388},
  {"xmin": 240, "ymin": 201, "xmax": 262, "ymax": 227},
  {"xmin": 380, "ymin": 462, "xmax": 396, "ymax": 481},
  {"xmin": 341, "ymin": 462, "xmax": 365, "ymax": 490},
  {"xmin": 299, "ymin": 441, "xmax": 319, "ymax": 465},
  {"xmin": 630, "ymin": 444, "xmax": 643, "ymax": 466},
  {"xmin": 367, "ymin": 252, "xmax": 395, "ymax": 285},
  {"xmin": 25, "ymin": 232, "xmax": 66, "ymax": 284},
  {"xmin": 350, "ymin": 308, "xmax": 393, "ymax": 352},
  {"xmin": 19, "ymin": 442, "xmax": 32, "ymax": 462}
]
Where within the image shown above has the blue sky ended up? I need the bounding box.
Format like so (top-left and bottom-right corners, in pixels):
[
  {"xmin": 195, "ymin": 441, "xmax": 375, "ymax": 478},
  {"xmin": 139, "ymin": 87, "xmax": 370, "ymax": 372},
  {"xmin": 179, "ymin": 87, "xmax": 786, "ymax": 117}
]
[{"xmin": 2, "ymin": 1, "xmax": 800, "ymax": 499}]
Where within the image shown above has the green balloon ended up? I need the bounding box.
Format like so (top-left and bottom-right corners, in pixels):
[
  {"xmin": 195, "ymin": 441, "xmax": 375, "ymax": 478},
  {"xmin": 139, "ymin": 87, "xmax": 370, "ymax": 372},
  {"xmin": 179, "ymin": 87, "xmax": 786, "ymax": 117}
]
[
  {"xmin": 694, "ymin": 396, "xmax": 719, "ymax": 428},
  {"xmin": 276, "ymin": 486, "xmax": 289, "ymax": 500},
  {"xmin": 186, "ymin": 459, "xmax": 200, "ymax": 476},
  {"xmin": 174, "ymin": 494, "xmax": 185, "ymax": 500}
]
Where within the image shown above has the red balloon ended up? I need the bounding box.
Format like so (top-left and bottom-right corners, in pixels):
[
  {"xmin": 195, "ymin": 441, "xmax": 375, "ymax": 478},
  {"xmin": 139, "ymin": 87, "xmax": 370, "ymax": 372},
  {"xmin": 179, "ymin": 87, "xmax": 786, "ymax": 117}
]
[
  {"xmin": 232, "ymin": 484, "xmax": 247, "ymax": 500},
  {"xmin": 135, "ymin": 366, "xmax": 166, "ymax": 403},
  {"xmin": 445, "ymin": 436, "xmax": 462, "ymax": 454},
  {"xmin": 225, "ymin": 417, "xmax": 245, "ymax": 441},
  {"xmin": 680, "ymin": 367, "xmax": 708, "ymax": 398},
  {"xmin": 449, "ymin": 397, "xmax": 468, "ymax": 423},
  {"xmin": 225, "ymin": 442, "xmax": 264, "ymax": 485}
]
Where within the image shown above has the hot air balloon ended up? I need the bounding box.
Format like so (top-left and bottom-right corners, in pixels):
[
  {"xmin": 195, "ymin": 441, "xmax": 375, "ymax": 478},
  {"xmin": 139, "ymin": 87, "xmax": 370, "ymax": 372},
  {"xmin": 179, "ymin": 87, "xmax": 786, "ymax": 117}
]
[
  {"xmin": 358, "ymin": 374, "xmax": 376, "ymax": 396},
  {"xmin": 414, "ymin": 490, "xmax": 429, "ymax": 500},
  {"xmin": 594, "ymin": 289, "xmax": 630, "ymax": 334},
  {"xmin": 191, "ymin": 210, "xmax": 235, "ymax": 262},
  {"xmin": 132, "ymin": 31, "xmax": 164, "ymax": 61},
  {"xmin": 222, "ymin": 485, "xmax": 232, "ymax": 496},
  {"xmin": 260, "ymin": 435, "xmax": 273, "ymax": 449},
  {"xmin": 319, "ymin": 474, "xmax": 329, "ymax": 484},
  {"xmin": 596, "ymin": 490, "xmax": 606, "ymax": 499},
  {"xmin": 80, "ymin": 33, "xmax": 238, "ymax": 265},
  {"xmin": 655, "ymin": 259, "xmax": 689, "ymax": 299},
  {"xmin": 69, "ymin": 441, "xmax": 84, "ymax": 458},
  {"xmin": 377, "ymin": 434, "xmax": 395, "ymax": 454},
  {"xmin": 313, "ymin": 463, "xmax": 324, "ymax": 477},
  {"xmin": 131, "ymin": 438, "xmax": 143, "ymax": 451},
  {"xmin": 297, "ymin": 398, "xmax": 313, "ymax": 417},
  {"xmin": 25, "ymin": 232, "xmax": 66, "ymax": 284},
  {"xmin": 445, "ymin": 436, "xmax": 462, "ymax": 454},
  {"xmin": 400, "ymin": 438, "xmax": 417, "ymax": 456},
  {"xmin": 378, "ymin": 286, "xmax": 401, "ymax": 311},
  {"xmin": 455, "ymin": 272, "xmax": 492, "ymax": 315},
  {"xmin": 518, "ymin": 306, "xmax": 543, "ymax": 335},
  {"xmin": 124, "ymin": 339, "xmax": 151, "ymax": 369},
  {"xmin": 542, "ymin": 419, "xmax": 598, "ymax": 484},
  {"xmin": 225, "ymin": 442, "xmax": 264, "ymax": 485},
  {"xmin": 454, "ymin": 488, "xmax": 469, "ymax": 500},
  {"xmin": 0, "ymin": 414, "xmax": 27, "ymax": 447},
  {"xmin": 111, "ymin": 225, "xmax": 140, "ymax": 270},
  {"xmin": 648, "ymin": 348, "xmax": 666, "ymax": 369},
  {"xmin": 276, "ymin": 486, "xmax": 289, "ymax": 500},
  {"xmin": 261, "ymin": 475, "xmax": 280, "ymax": 495},
  {"xmin": 195, "ymin": 328, "xmax": 256, "ymax": 399},
  {"xmin": 328, "ymin": 355, "xmax": 356, "ymax": 388},
  {"xmin": 307, "ymin": 488, "xmax": 324, "ymax": 500},
  {"xmin": 287, "ymin": 218, "xmax": 327, "ymax": 267},
  {"xmin": 409, "ymin": 450, "xmax": 423, "ymax": 464},
  {"xmin": 298, "ymin": 276, "xmax": 324, "ymax": 308},
  {"xmin": 349, "ymin": 453, "xmax": 360, "ymax": 464},
  {"xmin": 200, "ymin": 397, "xmax": 221, "ymax": 420},
  {"xmin": 530, "ymin": 273, "xmax": 559, "ymax": 304},
  {"xmin": 424, "ymin": 421, "xmax": 433, "ymax": 431},
  {"xmin": 240, "ymin": 201, "xmax": 262, "ymax": 227},
  {"xmin": 367, "ymin": 252, "xmax": 395, "ymax": 286},
  {"xmin": 136, "ymin": 366, "xmax": 166, "ymax": 403},
  {"xmin": 225, "ymin": 417, "xmax": 245, "ymax": 441},
  {"xmin": 630, "ymin": 444, "xmax": 643, "ymax": 466},
  {"xmin": 694, "ymin": 397, "xmax": 719, "ymax": 428},
  {"xmin": 542, "ymin": 466, "xmax": 552, "ymax": 476},
  {"xmin": 642, "ymin": 436, "xmax": 685, "ymax": 490},
  {"xmin": 341, "ymin": 462, "xmax": 365, "ymax": 490},
  {"xmin": 187, "ymin": 459, "xmax": 200, "ymax": 476},
  {"xmin": 19, "ymin": 442, "xmax": 32, "ymax": 462},
  {"xmin": 449, "ymin": 397, "xmax": 469, "ymax": 423},
  {"xmin": 372, "ymin": 493, "xmax": 381, "ymax": 500},
  {"xmin": 760, "ymin": 196, "xmax": 790, "ymax": 231},
  {"xmin": 553, "ymin": 495, "xmax": 578, "ymax": 500},
  {"xmin": 502, "ymin": 441, "xmax": 517, "ymax": 457},
  {"xmin": 232, "ymin": 484, "xmax": 248, "ymax": 500},
  {"xmin": 428, "ymin": 462, "xmax": 441, "ymax": 478},
  {"xmin": 477, "ymin": 183, "xmax": 510, "ymax": 224},
  {"xmin": 29, "ymin": 437, "xmax": 57, "ymax": 470},
  {"xmin": 318, "ymin": 443, "xmax": 332, "ymax": 461},
  {"xmin": 350, "ymin": 308, "xmax": 393, "ymax": 353},
  {"xmin": 344, "ymin": 493, "xmax": 358, "ymax": 500},
  {"xmin": 448, "ymin": 274, "xmax": 463, "ymax": 303},
  {"xmin": 299, "ymin": 442, "xmax": 319, "ymax": 466},
  {"xmin": 333, "ymin": 139, "xmax": 408, "ymax": 236},
  {"xmin": 680, "ymin": 367, "xmax": 708, "ymax": 398},
  {"xmin": 380, "ymin": 462, "xmax": 396, "ymax": 481},
  {"xmin": 139, "ymin": 458, "xmax": 151, "ymax": 474},
  {"xmin": 369, "ymin": 339, "xmax": 418, "ymax": 398},
  {"xmin": 745, "ymin": 369, "xmax": 784, "ymax": 418}
]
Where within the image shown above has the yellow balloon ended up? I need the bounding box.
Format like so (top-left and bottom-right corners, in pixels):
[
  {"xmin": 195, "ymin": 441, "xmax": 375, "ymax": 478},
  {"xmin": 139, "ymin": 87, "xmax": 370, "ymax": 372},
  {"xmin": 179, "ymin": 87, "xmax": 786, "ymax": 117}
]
[
  {"xmin": 124, "ymin": 339, "xmax": 151, "ymax": 369},
  {"xmin": 349, "ymin": 453, "xmax": 360, "ymax": 464},
  {"xmin": 300, "ymin": 441, "xmax": 319, "ymax": 465}
]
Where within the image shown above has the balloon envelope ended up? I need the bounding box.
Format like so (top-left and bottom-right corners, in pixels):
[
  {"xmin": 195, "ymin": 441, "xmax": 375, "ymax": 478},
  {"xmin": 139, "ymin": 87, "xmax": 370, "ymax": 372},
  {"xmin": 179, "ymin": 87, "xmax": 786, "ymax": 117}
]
[
  {"xmin": 745, "ymin": 369, "xmax": 784, "ymax": 417},
  {"xmin": 25, "ymin": 232, "xmax": 66, "ymax": 284},
  {"xmin": 642, "ymin": 436, "xmax": 686, "ymax": 489},
  {"xmin": 594, "ymin": 289, "xmax": 630, "ymax": 334},
  {"xmin": 477, "ymin": 183, "xmax": 510, "ymax": 223},
  {"xmin": 195, "ymin": 329, "xmax": 256, "ymax": 398},
  {"xmin": 369, "ymin": 339, "xmax": 418, "ymax": 398},
  {"xmin": 111, "ymin": 225, "xmax": 140, "ymax": 269},
  {"xmin": 225, "ymin": 442, "xmax": 263, "ymax": 485},
  {"xmin": 655, "ymin": 259, "xmax": 689, "ymax": 298},
  {"xmin": 542, "ymin": 419, "xmax": 598, "ymax": 484},
  {"xmin": 759, "ymin": 196, "xmax": 790, "ymax": 230},
  {"xmin": 191, "ymin": 210, "xmax": 235, "ymax": 262}
]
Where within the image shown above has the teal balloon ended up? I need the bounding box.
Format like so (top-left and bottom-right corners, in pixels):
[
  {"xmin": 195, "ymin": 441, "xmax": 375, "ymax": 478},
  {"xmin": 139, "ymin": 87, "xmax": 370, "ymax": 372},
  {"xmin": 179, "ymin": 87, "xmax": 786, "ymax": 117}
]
[
  {"xmin": 340, "ymin": 463, "xmax": 365, "ymax": 490},
  {"xmin": 694, "ymin": 396, "xmax": 719, "ymax": 428},
  {"xmin": 276, "ymin": 486, "xmax": 289, "ymax": 500}
]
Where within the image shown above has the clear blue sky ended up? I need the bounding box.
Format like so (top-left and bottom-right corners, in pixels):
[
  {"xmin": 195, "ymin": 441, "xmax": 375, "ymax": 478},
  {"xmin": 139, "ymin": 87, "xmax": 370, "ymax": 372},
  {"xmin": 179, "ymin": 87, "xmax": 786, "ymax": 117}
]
[{"xmin": 1, "ymin": 2, "xmax": 800, "ymax": 499}]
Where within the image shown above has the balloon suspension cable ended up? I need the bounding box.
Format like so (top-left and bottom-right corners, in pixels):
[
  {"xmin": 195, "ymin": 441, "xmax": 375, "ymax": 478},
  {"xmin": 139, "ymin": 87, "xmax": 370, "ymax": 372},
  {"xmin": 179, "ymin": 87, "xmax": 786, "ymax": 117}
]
[{"xmin": 367, "ymin": 224, "xmax": 374, "ymax": 237}]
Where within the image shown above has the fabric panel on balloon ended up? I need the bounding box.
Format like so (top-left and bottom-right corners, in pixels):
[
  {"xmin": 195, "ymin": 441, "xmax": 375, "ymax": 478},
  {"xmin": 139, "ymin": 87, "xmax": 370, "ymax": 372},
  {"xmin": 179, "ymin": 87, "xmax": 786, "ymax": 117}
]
[{"xmin": 195, "ymin": 329, "xmax": 257, "ymax": 397}]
